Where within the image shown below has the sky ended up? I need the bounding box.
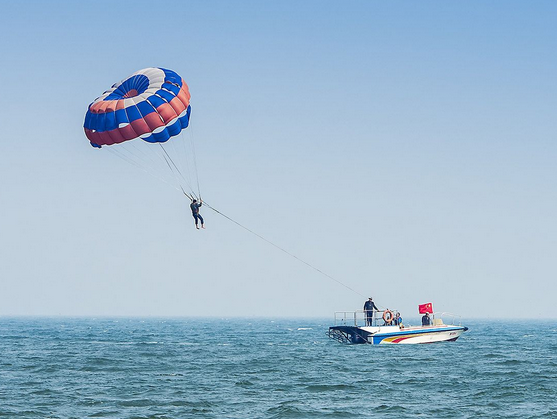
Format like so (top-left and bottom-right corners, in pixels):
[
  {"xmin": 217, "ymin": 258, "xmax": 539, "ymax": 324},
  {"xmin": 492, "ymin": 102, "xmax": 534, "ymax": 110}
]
[{"xmin": 0, "ymin": 0, "xmax": 555, "ymax": 319}]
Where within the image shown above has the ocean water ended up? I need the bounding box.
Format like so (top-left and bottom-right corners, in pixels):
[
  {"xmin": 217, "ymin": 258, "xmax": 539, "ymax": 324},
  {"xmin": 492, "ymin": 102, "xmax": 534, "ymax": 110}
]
[{"xmin": 0, "ymin": 318, "xmax": 556, "ymax": 419}]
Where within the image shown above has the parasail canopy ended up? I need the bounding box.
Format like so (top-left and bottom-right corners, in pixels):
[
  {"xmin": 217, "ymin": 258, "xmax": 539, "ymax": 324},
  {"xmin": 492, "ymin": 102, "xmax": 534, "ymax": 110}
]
[{"xmin": 84, "ymin": 67, "xmax": 191, "ymax": 148}]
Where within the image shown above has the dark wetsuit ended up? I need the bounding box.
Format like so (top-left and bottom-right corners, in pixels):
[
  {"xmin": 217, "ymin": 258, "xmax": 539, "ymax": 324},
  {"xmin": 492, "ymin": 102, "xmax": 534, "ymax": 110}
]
[
  {"xmin": 190, "ymin": 202, "xmax": 204, "ymax": 226},
  {"xmin": 363, "ymin": 300, "xmax": 379, "ymax": 326}
]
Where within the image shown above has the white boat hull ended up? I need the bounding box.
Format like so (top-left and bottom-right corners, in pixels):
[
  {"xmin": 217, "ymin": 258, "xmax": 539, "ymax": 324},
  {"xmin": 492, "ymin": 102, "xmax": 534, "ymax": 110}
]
[
  {"xmin": 329, "ymin": 324, "xmax": 468, "ymax": 345},
  {"xmin": 367, "ymin": 325, "xmax": 467, "ymax": 344}
]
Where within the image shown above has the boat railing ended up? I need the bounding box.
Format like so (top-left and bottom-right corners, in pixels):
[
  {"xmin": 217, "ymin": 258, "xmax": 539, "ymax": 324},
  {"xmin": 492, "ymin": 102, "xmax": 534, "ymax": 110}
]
[
  {"xmin": 333, "ymin": 310, "xmax": 462, "ymax": 328},
  {"xmin": 334, "ymin": 311, "xmax": 364, "ymax": 327},
  {"xmin": 334, "ymin": 310, "xmax": 399, "ymax": 327},
  {"xmin": 433, "ymin": 312, "xmax": 462, "ymax": 326}
]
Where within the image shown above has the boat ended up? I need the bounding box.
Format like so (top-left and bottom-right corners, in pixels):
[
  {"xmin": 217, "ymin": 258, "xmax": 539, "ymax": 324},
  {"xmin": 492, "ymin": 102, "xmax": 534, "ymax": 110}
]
[{"xmin": 328, "ymin": 308, "xmax": 468, "ymax": 345}]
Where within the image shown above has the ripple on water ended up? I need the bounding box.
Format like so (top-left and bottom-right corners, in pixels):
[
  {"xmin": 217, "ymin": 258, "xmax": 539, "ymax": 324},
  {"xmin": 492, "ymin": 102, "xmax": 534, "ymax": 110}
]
[{"xmin": 305, "ymin": 384, "xmax": 357, "ymax": 392}]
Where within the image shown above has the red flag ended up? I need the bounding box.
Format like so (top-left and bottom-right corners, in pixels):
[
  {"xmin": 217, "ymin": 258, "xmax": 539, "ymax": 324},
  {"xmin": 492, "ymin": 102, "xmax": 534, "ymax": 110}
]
[{"xmin": 418, "ymin": 303, "xmax": 433, "ymax": 314}]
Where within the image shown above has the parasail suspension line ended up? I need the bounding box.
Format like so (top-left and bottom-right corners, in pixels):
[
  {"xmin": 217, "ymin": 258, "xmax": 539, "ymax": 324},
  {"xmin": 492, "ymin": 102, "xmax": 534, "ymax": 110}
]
[
  {"xmin": 106, "ymin": 147, "xmax": 182, "ymax": 193},
  {"xmin": 188, "ymin": 123, "xmax": 202, "ymax": 199},
  {"xmin": 180, "ymin": 185, "xmax": 193, "ymax": 201},
  {"xmin": 158, "ymin": 143, "xmax": 198, "ymax": 200}
]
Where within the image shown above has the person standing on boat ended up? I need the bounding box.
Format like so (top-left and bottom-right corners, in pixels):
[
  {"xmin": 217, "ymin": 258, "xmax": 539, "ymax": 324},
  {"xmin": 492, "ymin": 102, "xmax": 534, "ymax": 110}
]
[
  {"xmin": 363, "ymin": 297, "xmax": 379, "ymax": 326},
  {"xmin": 421, "ymin": 312, "xmax": 431, "ymax": 326},
  {"xmin": 190, "ymin": 198, "xmax": 205, "ymax": 229}
]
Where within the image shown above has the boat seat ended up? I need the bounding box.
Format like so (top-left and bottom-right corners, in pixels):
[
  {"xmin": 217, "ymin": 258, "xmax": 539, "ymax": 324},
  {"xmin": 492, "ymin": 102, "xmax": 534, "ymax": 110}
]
[{"xmin": 433, "ymin": 318, "xmax": 444, "ymax": 326}]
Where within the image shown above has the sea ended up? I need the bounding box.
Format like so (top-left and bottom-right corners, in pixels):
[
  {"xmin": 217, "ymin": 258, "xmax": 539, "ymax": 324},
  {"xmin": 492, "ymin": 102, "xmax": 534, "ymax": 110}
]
[{"xmin": 0, "ymin": 318, "xmax": 556, "ymax": 419}]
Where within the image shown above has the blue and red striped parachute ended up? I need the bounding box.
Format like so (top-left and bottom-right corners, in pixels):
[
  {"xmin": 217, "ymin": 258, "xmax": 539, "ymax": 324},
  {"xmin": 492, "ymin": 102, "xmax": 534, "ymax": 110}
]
[{"xmin": 84, "ymin": 67, "xmax": 191, "ymax": 148}]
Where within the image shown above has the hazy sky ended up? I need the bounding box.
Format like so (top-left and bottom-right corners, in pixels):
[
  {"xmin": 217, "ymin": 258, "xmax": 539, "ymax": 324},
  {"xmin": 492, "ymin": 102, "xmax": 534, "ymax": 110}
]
[{"xmin": 0, "ymin": 1, "xmax": 555, "ymax": 319}]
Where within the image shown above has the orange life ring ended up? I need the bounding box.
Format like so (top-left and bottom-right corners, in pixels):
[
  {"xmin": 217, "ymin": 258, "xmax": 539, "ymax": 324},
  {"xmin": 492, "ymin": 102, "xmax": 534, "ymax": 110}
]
[{"xmin": 383, "ymin": 310, "xmax": 394, "ymax": 324}]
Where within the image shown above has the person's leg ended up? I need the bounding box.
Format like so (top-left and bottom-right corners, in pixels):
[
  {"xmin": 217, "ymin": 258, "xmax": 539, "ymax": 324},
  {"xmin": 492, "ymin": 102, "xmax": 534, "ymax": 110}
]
[
  {"xmin": 198, "ymin": 214, "xmax": 204, "ymax": 227},
  {"xmin": 193, "ymin": 214, "xmax": 199, "ymax": 228}
]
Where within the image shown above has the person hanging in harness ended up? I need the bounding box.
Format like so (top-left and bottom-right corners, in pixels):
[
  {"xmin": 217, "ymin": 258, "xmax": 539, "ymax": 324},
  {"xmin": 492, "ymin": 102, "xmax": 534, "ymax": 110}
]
[{"xmin": 190, "ymin": 198, "xmax": 205, "ymax": 229}]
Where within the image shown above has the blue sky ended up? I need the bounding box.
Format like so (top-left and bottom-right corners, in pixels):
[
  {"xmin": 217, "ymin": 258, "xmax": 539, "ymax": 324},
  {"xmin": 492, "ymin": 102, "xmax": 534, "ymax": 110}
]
[{"xmin": 0, "ymin": 1, "xmax": 556, "ymax": 318}]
